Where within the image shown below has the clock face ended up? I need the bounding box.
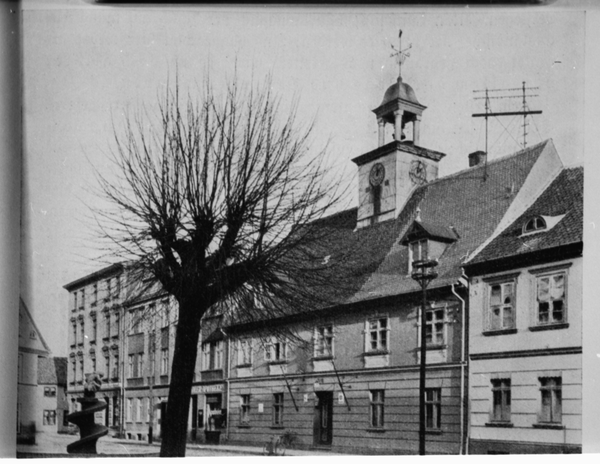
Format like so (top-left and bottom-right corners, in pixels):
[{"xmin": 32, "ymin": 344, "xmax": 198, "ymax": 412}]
[
  {"xmin": 409, "ymin": 160, "xmax": 427, "ymax": 185},
  {"xmin": 369, "ymin": 162, "xmax": 385, "ymax": 187}
]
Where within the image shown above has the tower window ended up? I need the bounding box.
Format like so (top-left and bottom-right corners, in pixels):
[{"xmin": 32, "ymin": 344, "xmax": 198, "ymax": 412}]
[{"xmin": 371, "ymin": 185, "xmax": 382, "ymax": 216}]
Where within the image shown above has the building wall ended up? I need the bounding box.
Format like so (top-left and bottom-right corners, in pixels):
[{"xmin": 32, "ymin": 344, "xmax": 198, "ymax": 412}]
[
  {"xmin": 468, "ymin": 257, "xmax": 582, "ymax": 453},
  {"xmin": 227, "ymin": 295, "xmax": 466, "ymax": 454},
  {"xmin": 17, "ymin": 352, "xmax": 40, "ymax": 439}
]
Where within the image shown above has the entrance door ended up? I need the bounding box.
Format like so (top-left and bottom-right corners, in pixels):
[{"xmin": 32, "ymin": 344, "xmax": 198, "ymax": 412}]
[{"xmin": 314, "ymin": 392, "xmax": 333, "ymax": 446}]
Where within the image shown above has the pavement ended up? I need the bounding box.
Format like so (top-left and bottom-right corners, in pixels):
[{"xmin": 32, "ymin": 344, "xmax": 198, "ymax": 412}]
[{"xmin": 16, "ymin": 430, "xmax": 342, "ymax": 458}]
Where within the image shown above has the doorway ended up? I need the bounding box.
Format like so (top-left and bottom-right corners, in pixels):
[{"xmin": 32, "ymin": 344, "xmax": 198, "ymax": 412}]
[{"xmin": 313, "ymin": 391, "xmax": 333, "ymax": 446}]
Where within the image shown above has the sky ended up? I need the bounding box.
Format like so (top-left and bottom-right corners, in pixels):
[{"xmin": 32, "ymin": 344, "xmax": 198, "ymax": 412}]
[{"xmin": 20, "ymin": 2, "xmax": 587, "ymax": 358}]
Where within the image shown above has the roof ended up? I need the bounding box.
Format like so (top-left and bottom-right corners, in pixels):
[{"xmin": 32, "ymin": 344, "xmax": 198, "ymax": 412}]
[
  {"xmin": 377, "ymin": 79, "xmax": 423, "ymax": 108},
  {"xmin": 38, "ymin": 357, "xmax": 67, "ymax": 386},
  {"xmin": 400, "ymin": 220, "xmax": 459, "ymax": 245},
  {"xmin": 467, "ymin": 166, "xmax": 583, "ymax": 265},
  {"xmin": 63, "ymin": 263, "xmax": 123, "ymax": 291},
  {"xmin": 19, "ymin": 297, "xmax": 51, "ymax": 354}
]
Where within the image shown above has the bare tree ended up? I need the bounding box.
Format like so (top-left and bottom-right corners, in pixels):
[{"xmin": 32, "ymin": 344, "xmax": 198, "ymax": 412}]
[{"xmin": 93, "ymin": 74, "xmax": 349, "ymax": 456}]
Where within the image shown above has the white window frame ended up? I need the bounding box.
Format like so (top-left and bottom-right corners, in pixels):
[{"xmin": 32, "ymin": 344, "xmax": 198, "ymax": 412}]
[
  {"xmin": 272, "ymin": 393, "xmax": 284, "ymax": 427},
  {"xmin": 237, "ymin": 339, "xmax": 253, "ymax": 367},
  {"xmin": 240, "ymin": 394, "xmax": 251, "ymax": 425},
  {"xmin": 491, "ymin": 378, "xmax": 511, "ymax": 423},
  {"xmin": 202, "ymin": 341, "xmax": 223, "ymax": 371},
  {"xmin": 535, "ymin": 271, "xmax": 567, "ymax": 326},
  {"xmin": 314, "ymin": 325, "xmax": 334, "ymax": 358},
  {"xmin": 369, "ymin": 390, "xmax": 385, "ymax": 428},
  {"xmin": 126, "ymin": 398, "xmax": 133, "ymax": 422},
  {"xmin": 365, "ymin": 317, "xmax": 389, "ymax": 353},
  {"xmin": 425, "ymin": 388, "xmax": 441, "ymax": 430},
  {"xmin": 539, "ymin": 377, "xmax": 562, "ymax": 424},
  {"xmin": 160, "ymin": 348, "xmax": 169, "ymax": 375},
  {"xmin": 265, "ymin": 339, "xmax": 288, "ymax": 363},
  {"xmin": 482, "ymin": 273, "xmax": 519, "ymax": 332}
]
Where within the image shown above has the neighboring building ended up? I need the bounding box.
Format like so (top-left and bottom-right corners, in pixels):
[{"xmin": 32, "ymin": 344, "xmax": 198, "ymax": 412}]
[
  {"xmin": 18, "ymin": 298, "xmax": 67, "ymax": 441},
  {"xmin": 223, "ymin": 68, "xmax": 564, "ymax": 454},
  {"xmin": 17, "ymin": 297, "xmax": 51, "ymax": 443},
  {"xmin": 464, "ymin": 166, "xmax": 583, "ymax": 454},
  {"xmin": 63, "ymin": 265, "xmax": 228, "ymax": 443},
  {"xmin": 63, "ymin": 263, "xmax": 126, "ymax": 434},
  {"xmin": 38, "ymin": 356, "xmax": 69, "ymax": 434}
]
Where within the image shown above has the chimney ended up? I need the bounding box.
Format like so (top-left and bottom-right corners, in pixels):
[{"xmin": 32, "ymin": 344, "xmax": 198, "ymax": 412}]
[{"xmin": 468, "ymin": 150, "xmax": 487, "ymax": 167}]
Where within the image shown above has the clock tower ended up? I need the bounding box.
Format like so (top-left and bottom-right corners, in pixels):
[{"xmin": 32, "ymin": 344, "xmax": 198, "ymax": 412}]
[{"xmin": 352, "ymin": 33, "xmax": 446, "ymax": 229}]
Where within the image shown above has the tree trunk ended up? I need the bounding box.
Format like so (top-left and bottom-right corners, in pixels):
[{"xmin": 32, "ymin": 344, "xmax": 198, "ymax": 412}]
[{"xmin": 159, "ymin": 297, "xmax": 205, "ymax": 457}]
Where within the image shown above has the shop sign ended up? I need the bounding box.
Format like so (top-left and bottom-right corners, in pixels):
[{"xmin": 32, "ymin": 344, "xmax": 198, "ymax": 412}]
[{"xmin": 191, "ymin": 384, "xmax": 224, "ymax": 395}]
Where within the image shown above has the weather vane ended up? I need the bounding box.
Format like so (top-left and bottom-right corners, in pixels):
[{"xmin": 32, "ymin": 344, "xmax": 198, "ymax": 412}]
[{"xmin": 391, "ymin": 29, "xmax": 412, "ymax": 81}]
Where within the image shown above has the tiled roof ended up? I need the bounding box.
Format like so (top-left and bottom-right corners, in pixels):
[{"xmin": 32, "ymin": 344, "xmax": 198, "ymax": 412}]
[
  {"xmin": 467, "ymin": 166, "xmax": 583, "ymax": 264},
  {"xmin": 38, "ymin": 357, "xmax": 57, "ymax": 385},
  {"xmin": 350, "ymin": 140, "xmax": 547, "ymax": 302}
]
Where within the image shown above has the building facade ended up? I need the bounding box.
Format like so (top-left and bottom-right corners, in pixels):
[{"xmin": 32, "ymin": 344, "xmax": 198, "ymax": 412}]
[{"xmin": 464, "ymin": 167, "xmax": 583, "ymax": 454}]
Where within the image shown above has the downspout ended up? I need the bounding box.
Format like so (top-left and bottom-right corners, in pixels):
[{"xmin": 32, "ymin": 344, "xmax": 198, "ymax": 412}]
[{"xmin": 451, "ymin": 278, "xmax": 467, "ymax": 455}]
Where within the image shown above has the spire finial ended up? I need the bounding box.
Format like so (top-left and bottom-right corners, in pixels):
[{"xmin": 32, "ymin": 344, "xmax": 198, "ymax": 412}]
[{"xmin": 391, "ymin": 29, "xmax": 412, "ymax": 82}]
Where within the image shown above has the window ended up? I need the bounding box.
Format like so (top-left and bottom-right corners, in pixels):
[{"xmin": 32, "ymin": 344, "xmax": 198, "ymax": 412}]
[
  {"xmin": 126, "ymin": 398, "xmax": 133, "ymax": 422},
  {"xmin": 426, "ymin": 308, "xmax": 446, "ymax": 346},
  {"xmin": 265, "ymin": 340, "xmax": 287, "ymax": 363},
  {"xmin": 369, "ymin": 390, "xmax": 385, "ymax": 428},
  {"xmin": 160, "ymin": 348, "xmax": 169, "ymax": 375},
  {"xmin": 78, "ymin": 358, "xmax": 84, "ymax": 382},
  {"xmin": 371, "ymin": 184, "xmax": 382, "ymax": 216},
  {"xmin": 106, "ymin": 278, "xmax": 112, "ymax": 300},
  {"xmin": 73, "ymin": 292, "xmax": 78, "ymax": 311},
  {"xmin": 114, "ymin": 313, "xmax": 120, "ymax": 337},
  {"xmin": 71, "ymin": 359, "xmax": 76, "ymax": 384},
  {"xmin": 104, "ymin": 313, "xmax": 111, "ymax": 339},
  {"xmin": 112, "ymin": 354, "xmax": 119, "ymax": 380},
  {"xmin": 491, "ymin": 379, "xmax": 511, "ymax": 423},
  {"xmin": 91, "ymin": 356, "xmax": 96, "ymax": 373},
  {"xmin": 241, "ymin": 395, "xmax": 251, "ymax": 424},
  {"xmin": 136, "ymin": 398, "xmax": 143, "ymax": 423},
  {"xmin": 43, "ymin": 410, "xmax": 56, "ymax": 426},
  {"xmin": 71, "ymin": 322, "xmax": 77, "ymax": 346},
  {"xmin": 523, "ymin": 216, "xmax": 546, "ymax": 234},
  {"xmin": 539, "ymin": 377, "xmax": 562, "ymax": 424},
  {"xmin": 44, "ymin": 387, "xmax": 56, "ymax": 397},
  {"xmin": 272, "ymin": 393, "xmax": 284, "ymax": 427},
  {"xmin": 79, "ymin": 320, "xmax": 85, "ymax": 345},
  {"xmin": 104, "ymin": 355, "xmax": 110, "ymax": 380},
  {"xmin": 128, "ymin": 353, "xmax": 143, "ymax": 378},
  {"xmin": 91, "ymin": 317, "xmax": 97, "ymax": 342},
  {"xmin": 115, "ymin": 276, "xmax": 121, "ymax": 299},
  {"xmin": 237, "ymin": 339, "xmax": 253, "ymax": 366},
  {"xmin": 160, "ymin": 304, "xmax": 169, "ymax": 329},
  {"xmin": 202, "ymin": 341, "xmax": 223, "ymax": 371},
  {"xmin": 536, "ymin": 273, "xmax": 566, "ymax": 325},
  {"xmin": 367, "ymin": 318, "xmax": 388, "ymax": 352},
  {"xmin": 314, "ymin": 325, "xmax": 334, "ymax": 358},
  {"xmin": 488, "ymin": 281, "xmax": 515, "ymax": 331},
  {"xmin": 80, "ymin": 289, "xmax": 85, "ymax": 309},
  {"xmin": 425, "ymin": 388, "xmax": 441, "ymax": 430},
  {"xmin": 93, "ymin": 283, "xmax": 98, "ymax": 306}
]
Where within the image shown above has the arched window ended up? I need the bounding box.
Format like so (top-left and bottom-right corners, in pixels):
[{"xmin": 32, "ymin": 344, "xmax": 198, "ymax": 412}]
[{"xmin": 523, "ymin": 216, "xmax": 547, "ymax": 234}]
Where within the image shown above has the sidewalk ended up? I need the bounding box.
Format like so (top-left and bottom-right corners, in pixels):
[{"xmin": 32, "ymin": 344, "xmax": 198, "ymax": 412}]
[{"xmin": 17, "ymin": 430, "xmax": 342, "ymax": 457}]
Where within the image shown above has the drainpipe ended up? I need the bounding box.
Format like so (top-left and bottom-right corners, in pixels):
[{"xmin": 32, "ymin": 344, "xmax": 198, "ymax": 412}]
[{"xmin": 451, "ymin": 279, "xmax": 467, "ymax": 455}]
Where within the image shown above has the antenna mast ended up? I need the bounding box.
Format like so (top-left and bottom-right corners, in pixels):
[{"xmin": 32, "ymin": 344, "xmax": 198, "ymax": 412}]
[{"xmin": 472, "ymin": 82, "xmax": 542, "ymax": 151}]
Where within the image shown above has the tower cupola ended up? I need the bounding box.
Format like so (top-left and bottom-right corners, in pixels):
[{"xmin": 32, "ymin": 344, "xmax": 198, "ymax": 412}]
[{"xmin": 352, "ymin": 30, "xmax": 446, "ymax": 229}]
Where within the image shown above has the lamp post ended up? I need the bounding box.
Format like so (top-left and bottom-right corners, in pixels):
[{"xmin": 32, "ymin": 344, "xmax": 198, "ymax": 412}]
[{"xmin": 411, "ymin": 259, "xmax": 438, "ymax": 456}]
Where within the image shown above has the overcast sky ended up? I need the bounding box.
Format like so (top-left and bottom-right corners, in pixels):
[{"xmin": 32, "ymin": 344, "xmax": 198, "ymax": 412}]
[{"xmin": 20, "ymin": 2, "xmax": 586, "ymax": 357}]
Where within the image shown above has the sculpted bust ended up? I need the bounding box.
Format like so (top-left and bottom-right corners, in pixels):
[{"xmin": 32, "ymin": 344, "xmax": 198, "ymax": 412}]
[{"xmin": 84, "ymin": 372, "xmax": 103, "ymax": 397}]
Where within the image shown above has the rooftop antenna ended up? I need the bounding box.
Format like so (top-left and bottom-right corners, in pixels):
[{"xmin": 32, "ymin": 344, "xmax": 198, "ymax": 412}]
[
  {"xmin": 391, "ymin": 29, "xmax": 412, "ymax": 81},
  {"xmin": 472, "ymin": 82, "xmax": 542, "ymax": 179}
]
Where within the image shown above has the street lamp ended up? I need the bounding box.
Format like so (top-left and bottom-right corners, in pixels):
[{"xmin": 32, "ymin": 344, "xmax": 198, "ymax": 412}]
[{"xmin": 411, "ymin": 258, "xmax": 438, "ymax": 456}]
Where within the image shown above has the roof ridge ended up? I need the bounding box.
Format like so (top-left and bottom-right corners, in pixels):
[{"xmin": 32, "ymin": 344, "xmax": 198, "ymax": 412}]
[{"xmin": 425, "ymin": 139, "xmax": 550, "ymax": 187}]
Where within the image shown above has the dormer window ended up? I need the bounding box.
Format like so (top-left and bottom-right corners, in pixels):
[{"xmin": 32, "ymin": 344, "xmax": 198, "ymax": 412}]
[
  {"xmin": 521, "ymin": 214, "xmax": 565, "ymax": 237},
  {"xmin": 400, "ymin": 219, "xmax": 458, "ymax": 273},
  {"xmin": 523, "ymin": 216, "xmax": 546, "ymax": 234}
]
